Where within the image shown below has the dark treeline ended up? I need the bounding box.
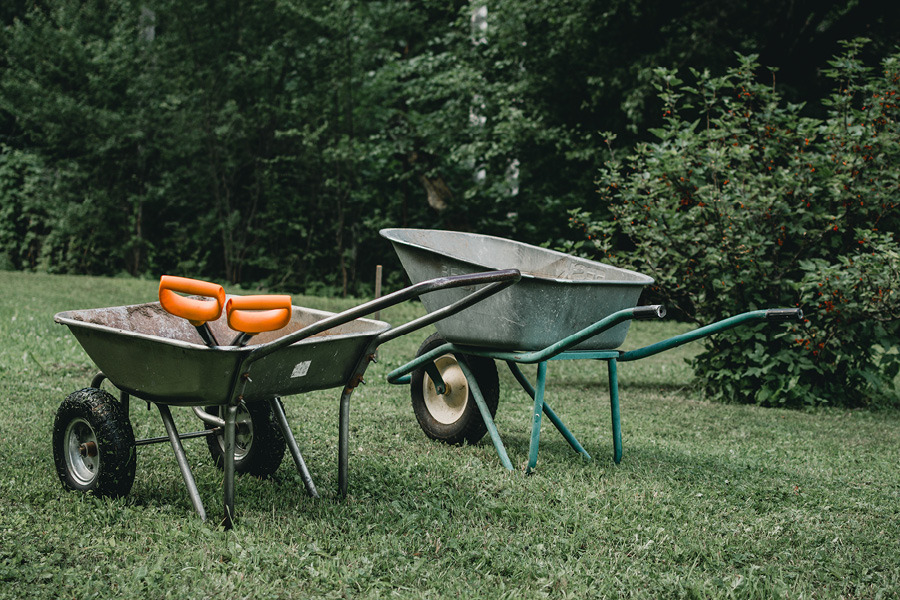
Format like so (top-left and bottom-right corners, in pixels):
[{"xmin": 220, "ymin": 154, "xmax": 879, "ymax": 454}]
[{"xmin": 1, "ymin": 0, "xmax": 896, "ymax": 295}]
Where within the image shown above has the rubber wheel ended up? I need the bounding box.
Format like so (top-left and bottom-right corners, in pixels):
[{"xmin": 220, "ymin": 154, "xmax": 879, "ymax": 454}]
[
  {"xmin": 205, "ymin": 400, "xmax": 285, "ymax": 477},
  {"xmin": 52, "ymin": 388, "xmax": 136, "ymax": 498},
  {"xmin": 410, "ymin": 333, "xmax": 500, "ymax": 445}
]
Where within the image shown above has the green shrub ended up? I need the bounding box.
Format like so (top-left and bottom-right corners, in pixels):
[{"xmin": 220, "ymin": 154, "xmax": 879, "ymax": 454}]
[{"xmin": 571, "ymin": 40, "xmax": 900, "ymax": 408}]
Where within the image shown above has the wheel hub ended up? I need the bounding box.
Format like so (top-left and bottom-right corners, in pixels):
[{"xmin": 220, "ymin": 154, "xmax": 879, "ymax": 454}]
[
  {"xmin": 423, "ymin": 355, "xmax": 470, "ymax": 425},
  {"xmin": 79, "ymin": 441, "xmax": 98, "ymax": 458},
  {"xmin": 217, "ymin": 405, "xmax": 254, "ymax": 459},
  {"xmin": 64, "ymin": 418, "xmax": 100, "ymax": 486}
]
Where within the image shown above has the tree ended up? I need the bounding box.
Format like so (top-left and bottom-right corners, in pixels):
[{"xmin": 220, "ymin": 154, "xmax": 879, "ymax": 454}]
[{"xmin": 1, "ymin": 0, "xmax": 897, "ymax": 295}]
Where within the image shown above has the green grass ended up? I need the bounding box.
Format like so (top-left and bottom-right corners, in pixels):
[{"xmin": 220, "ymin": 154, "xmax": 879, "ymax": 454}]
[{"xmin": 1, "ymin": 270, "xmax": 898, "ymax": 599}]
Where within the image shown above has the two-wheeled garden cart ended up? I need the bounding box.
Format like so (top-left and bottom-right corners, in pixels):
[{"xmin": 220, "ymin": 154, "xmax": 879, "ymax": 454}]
[{"xmin": 53, "ymin": 269, "xmax": 520, "ymax": 527}]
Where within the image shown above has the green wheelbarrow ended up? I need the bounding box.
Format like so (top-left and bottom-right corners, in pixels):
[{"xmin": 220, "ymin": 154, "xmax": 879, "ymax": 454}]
[{"xmin": 381, "ymin": 228, "xmax": 803, "ymax": 472}]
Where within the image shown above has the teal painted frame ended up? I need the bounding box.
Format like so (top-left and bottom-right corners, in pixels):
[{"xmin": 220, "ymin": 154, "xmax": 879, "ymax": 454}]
[{"xmin": 389, "ymin": 307, "xmax": 802, "ymax": 473}]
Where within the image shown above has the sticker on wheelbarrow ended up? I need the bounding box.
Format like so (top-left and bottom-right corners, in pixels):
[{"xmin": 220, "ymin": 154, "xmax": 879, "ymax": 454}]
[{"xmin": 291, "ymin": 361, "xmax": 311, "ymax": 378}]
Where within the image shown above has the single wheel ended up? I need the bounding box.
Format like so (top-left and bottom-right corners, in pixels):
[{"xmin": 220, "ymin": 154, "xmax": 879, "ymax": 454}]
[
  {"xmin": 205, "ymin": 400, "xmax": 285, "ymax": 477},
  {"xmin": 52, "ymin": 388, "xmax": 136, "ymax": 498},
  {"xmin": 410, "ymin": 333, "xmax": 500, "ymax": 445}
]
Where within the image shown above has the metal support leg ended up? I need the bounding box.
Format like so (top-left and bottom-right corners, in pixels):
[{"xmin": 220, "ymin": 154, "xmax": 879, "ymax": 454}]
[
  {"xmin": 222, "ymin": 402, "xmax": 238, "ymax": 529},
  {"xmin": 338, "ymin": 386, "xmax": 354, "ymax": 497},
  {"xmin": 90, "ymin": 372, "xmax": 106, "ymax": 389},
  {"xmin": 607, "ymin": 358, "xmax": 623, "ymax": 464},
  {"xmin": 337, "ymin": 351, "xmax": 377, "ymax": 498},
  {"xmin": 157, "ymin": 404, "xmax": 206, "ymax": 521},
  {"xmin": 457, "ymin": 360, "xmax": 513, "ymax": 471},
  {"xmin": 423, "ymin": 362, "xmax": 447, "ymax": 395},
  {"xmin": 525, "ymin": 362, "xmax": 548, "ymax": 473},
  {"xmin": 269, "ymin": 397, "xmax": 318, "ymax": 498},
  {"xmin": 506, "ymin": 361, "xmax": 591, "ymax": 461}
]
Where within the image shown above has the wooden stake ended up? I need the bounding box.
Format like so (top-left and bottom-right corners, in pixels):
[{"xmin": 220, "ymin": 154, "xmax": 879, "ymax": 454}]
[
  {"xmin": 374, "ymin": 265, "xmax": 383, "ymax": 360},
  {"xmin": 374, "ymin": 265, "xmax": 383, "ymax": 321}
]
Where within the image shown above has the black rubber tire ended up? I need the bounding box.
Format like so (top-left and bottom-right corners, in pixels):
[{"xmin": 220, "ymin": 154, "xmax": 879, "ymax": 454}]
[
  {"xmin": 52, "ymin": 388, "xmax": 136, "ymax": 498},
  {"xmin": 410, "ymin": 333, "xmax": 500, "ymax": 445},
  {"xmin": 205, "ymin": 400, "xmax": 285, "ymax": 477}
]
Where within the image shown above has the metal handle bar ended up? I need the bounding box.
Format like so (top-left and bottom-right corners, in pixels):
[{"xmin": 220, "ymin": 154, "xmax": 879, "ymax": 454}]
[
  {"xmin": 243, "ymin": 269, "xmax": 521, "ymax": 366},
  {"xmin": 387, "ymin": 305, "xmax": 802, "ymax": 384},
  {"xmin": 371, "ymin": 270, "xmax": 522, "ymax": 346},
  {"xmin": 481, "ymin": 304, "xmax": 665, "ymax": 364},
  {"xmin": 766, "ymin": 308, "xmax": 804, "ymax": 321},
  {"xmin": 386, "ymin": 304, "xmax": 665, "ymax": 383},
  {"xmin": 619, "ymin": 307, "xmax": 804, "ymax": 362}
]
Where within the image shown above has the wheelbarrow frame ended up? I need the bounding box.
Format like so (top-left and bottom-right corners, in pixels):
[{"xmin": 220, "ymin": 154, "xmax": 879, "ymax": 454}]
[
  {"xmin": 55, "ymin": 269, "xmax": 520, "ymax": 527},
  {"xmin": 381, "ymin": 228, "xmax": 805, "ymax": 472},
  {"xmin": 389, "ymin": 306, "xmax": 802, "ymax": 472}
]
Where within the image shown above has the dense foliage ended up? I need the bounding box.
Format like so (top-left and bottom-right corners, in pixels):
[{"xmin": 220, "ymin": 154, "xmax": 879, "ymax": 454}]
[
  {"xmin": 571, "ymin": 41, "xmax": 900, "ymax": 407},
  {"xmin": 1, "ymin": 0, "xmax": 897, "ymax": 295}
]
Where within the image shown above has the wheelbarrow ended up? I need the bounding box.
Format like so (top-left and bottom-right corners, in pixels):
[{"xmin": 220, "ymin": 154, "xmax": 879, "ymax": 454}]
[
  {"xmin": 52, "ymin": 269, "xmax": 520, "ymax": 527},
  {"xmin": 381, "ymin": 228, "xmax": 803, "ymax": 472}
]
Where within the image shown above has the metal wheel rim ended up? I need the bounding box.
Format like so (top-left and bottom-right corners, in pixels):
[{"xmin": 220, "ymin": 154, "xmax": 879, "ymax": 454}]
[
  {"xmin": 423, "ymin": 355, "xmax": 470, "ymax": 425},
  {"xmin": 64, "ymin": 418, "xmax": 100, "ymax": 487},
  {"xmin": 218, "ymin": 405, "xmax": 253, "ymax": 460}
]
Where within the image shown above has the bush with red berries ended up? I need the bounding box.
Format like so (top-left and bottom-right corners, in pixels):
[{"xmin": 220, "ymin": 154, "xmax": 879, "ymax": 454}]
[{"xmin": 571, "ymin": 40, "xmax": 900, "ymax": 407}]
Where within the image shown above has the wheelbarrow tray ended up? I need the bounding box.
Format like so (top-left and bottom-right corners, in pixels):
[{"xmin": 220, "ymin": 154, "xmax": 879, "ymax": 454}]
[
  {"xmin": 381, "ymin": 228, "xmax": 653, "ymax": 351},
  {"xmin": 55, "ymin": 302, "xmax": 390, "ymax": 406}
]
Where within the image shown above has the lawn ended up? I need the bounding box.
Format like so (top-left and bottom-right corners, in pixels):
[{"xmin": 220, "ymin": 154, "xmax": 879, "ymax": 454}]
[{"xmin": 0, "ymin": 271, "xmax": 898, "ymax": 599}]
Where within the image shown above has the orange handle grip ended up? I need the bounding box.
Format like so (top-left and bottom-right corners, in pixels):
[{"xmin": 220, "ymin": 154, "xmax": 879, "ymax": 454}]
[
  {"xmin": 226, "ymin": 295, "xmax": 292, "ymax": 334},
  {"xmin": 158, "ymin": 275, "xmax": 226, "ymax": 326}
]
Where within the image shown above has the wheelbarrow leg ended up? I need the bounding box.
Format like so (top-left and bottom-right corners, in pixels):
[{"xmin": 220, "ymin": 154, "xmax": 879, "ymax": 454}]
[
  {"xmin": 269, "ymin": 397, "xmax": 318, "ymax": 498},
  {"xmin": 456, "ymin": 359, "xmax": 514, "ymax": 471},
  {"xmin": 338, "ymin": 386, "xmax": 354, "ymax": 497},
  {"xmin": 338, "ymin": 353, "xmax": 378, "ymax": 498},
  {"xmin": 607, "ymin": 358, "xmax": 623, "ymax": 464},
  {"xmin": 506, "ymin": 361, "xmax": 591, "ymax": 462},
  {"xmin": 222, "ymin": 401, "xmax": 238, "ymax": 529},
  {"xmin": 525, "ymin": 362, "xmax": 549, "ymax": 474},
  {"xmin": 157, "ymin": 404, "xmax": 207, "ymax": 521}
]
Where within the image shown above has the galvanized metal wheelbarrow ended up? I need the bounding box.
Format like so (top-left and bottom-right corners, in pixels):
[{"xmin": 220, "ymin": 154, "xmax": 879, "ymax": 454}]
[
  {"xmin": 52, "ymin": 269, "xmax": 519, "ymax": 527},
  {"xmin": 382, "ymin": 228, "xmax": 803, "ymax": 472}
]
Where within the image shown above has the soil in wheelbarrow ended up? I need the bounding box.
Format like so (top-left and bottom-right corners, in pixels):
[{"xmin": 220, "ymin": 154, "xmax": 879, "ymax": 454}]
[
  {"xmin": 68, "ymin": 303, "xmax": 198, "ymax": 342},
  {"xmin": 68, "ymin": 302, "xmax": 372, "ymax": 347}
]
